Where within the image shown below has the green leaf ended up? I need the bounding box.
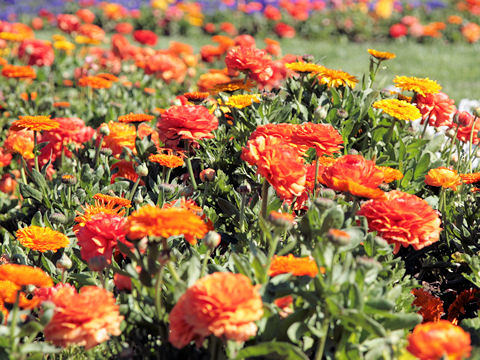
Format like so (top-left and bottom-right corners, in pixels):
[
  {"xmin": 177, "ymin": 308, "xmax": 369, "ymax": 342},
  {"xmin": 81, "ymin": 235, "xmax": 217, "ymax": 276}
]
[
  {"xmin": 236, "ymin": 342, "xmax": 309, "ymax": 360},
  {"xmin": 30, "ymin": 169, "xmax": 48, "ymax": 191},
  {"xmin": 20, "ymin": 342, "xmax": 60, "ymax": 354},
  {"xmin": 381, "ymin": 313, "xmax": 421, "ymax": 330},
  {"xmin": 19, "ymin": 183, "xmax": 43, "ymax": 202},
  {"xmin": 413, "ymin": 152, "xmax": 431, "ymax": 179}
]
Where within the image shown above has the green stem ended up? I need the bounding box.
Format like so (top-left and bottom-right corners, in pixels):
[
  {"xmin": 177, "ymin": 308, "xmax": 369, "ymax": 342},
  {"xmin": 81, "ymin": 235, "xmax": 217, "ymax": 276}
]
[
  {"xmin": 260, "ymin": 181, "xmax": 269, "ymax": 219},
  {"xmin": 445, "ymin": 127, "xmax": 459, "ymax": 168},
  {"xmin": 33, "ymin": 130, "xmax": 39, "ymax": 172},
  {"xmin": 167, "ymin": 262, "xmax": 181, "ymax": 283},
  {"xmin": 200, "ymin": 249, "xmax": 211, "ymax": 278},
  {"xmin": 154, "ymin": 266, "xmax": 165, "ymax": 319},
  {"xmin": 185, "ymin": 156, "xmax": 198, "ymax": 191},
  {"xmin": 420, "ymin": 117, "xmax": 429, "ymax": 139},
  {"xmin": 263, "ymin": 233, "xmax": 280, "ymax": 283},
  {"xmin": 314, "ymin": 314, "xmax": 330, "ymax": 360},
  {"xmin": 239, "ymin": 193, "xmax": 247, "ymax": 232},
  {"xmin": 313, "ymin": 153, "xmax": 320, "ymax": 199},
  {"xmin": 127, "ymin": 177, "xmax": 141, "ymax": 204},
  {"xmin": 94, "ymin": 135, "xmax": 104, "ymax": 168}
]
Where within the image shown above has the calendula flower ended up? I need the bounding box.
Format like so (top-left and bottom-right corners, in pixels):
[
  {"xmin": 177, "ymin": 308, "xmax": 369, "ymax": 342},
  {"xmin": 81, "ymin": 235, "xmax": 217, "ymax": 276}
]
[
  {"xmin": 1, "ymin": 64, "xmax": 36, "ymax": 79},
  {"xmin": 95, "ymin": 73, "xmax": 118, "ymax": 82},
  {"xmin": 211, "ymin": 79, "xmax": 255, "ymax": 93},
  {"xmin": 225, "ymin": 46, "xmax": 273, "ymax": 83},
  {"xmin": 183, "ymin": 92, "xmax": 210, "ymax": 102},
  {"xmin": 0, "ymin": 264, "xmax": 53, "ymax": 288},
  {"xmin": 42, "ymin": 285, "xmax": 123, "ymax": 350},
  {"xmin": 285, "ymin": 62, "xmax": 326, "ymax": 74},
  {"xmin": 92, "ymin": 193, "xmax": 131, "ymax": 208},
  {"xmin": 407, "ymin": 320, "xmax": 471, "ymax": 360},
  {"xmin": 16, "ymin": 226, "xmax": 69, "ymax": 253},
  {"xmin": 74, "ymin": 200, "xmax": 126, "ymax": 233},
  {"xmin": 53, "ymin": 101, "xmax": 71, "ymax": 108},
  {"xmin": 411, "ymin": 288, "xmax": 444, "ymax": 322},
  {"xmin": 78, "ymin": 76, "xmax": 112, "ymax": 89},
  {"xmin": 53, "ymin": 40, "xmax": 75, "ymax": 52},
  {"xmin": 367, "ymin": 49, "xmax": 396, "ymax": 60},
  {"xmin": 118, "ymin": 113, "xmax": 154, "ymax": 123},
  {"xmin": 222, "ymin": 94, "xmax": 261, "ymax": 109},
  {"xmin": 318, "ymin": 67, "xmax": 358, "ymax": 88},
  {"xmin": 377, "ymin": 166, "xmax": 404, "ymax": 183},
  {"xmin": 110, "ymin": 160, "xmax": 140, "ymax": 184},
  {"xmin": 416, "ymin": 92, "xmax": 456, "ymax": 127},
  {"xmin": 11, "ymin": 115, "xmax": 59, "ymax": 132},
  {"xmin": 291, "ymin": 122, "xmax": 343, "ymax": 156},
  {"xmin": 101, "ymin": 122, "xmax": 136, "ymax": 156},
  {"xmin": 425, "ymin": 167, "xmax": 462, "ymax": 191},
  {"xmin": 269, "ymin": 254, "xmax": 319, "ymax": 277},
  {"xmin": 125, "ymin": 206, "xmax": 208, "ymax": 245},
  {"xmin": 358, "ymin": 190, "xmax": 442, "ymax": 254},
  {"xmin": 169, "ymin": 272, "xmax": 263, "ymax": 348},
  {"xmin": 4, "ymin": 129, "xmax": 34, "ymax": 159},
  {"xmin": 373, "ymin": 99, "xmax": 421, "ymax": 121},
  {"xmin": 460, "ymin": 173, "xmax": 480, "ymax": 185},
  {"xmin": 447, "ymin": 289, "xmax": 480, "ymax": 325},
  {"xmin": 393, "ymin": 75, "xmax": 442, "ymax": 96},
  {"xmin": 149, "ymin": 153, "xmax": 184, "ymax": 168}
]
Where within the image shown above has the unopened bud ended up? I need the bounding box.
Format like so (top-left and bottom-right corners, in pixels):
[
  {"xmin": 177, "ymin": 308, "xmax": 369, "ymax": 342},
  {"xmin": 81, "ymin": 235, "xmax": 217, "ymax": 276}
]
[
  {"xmin": 446, "ymin": 128, "xmax": 456, "ymax": 139},
  {"xmin": 99, "ymin": 124, "xmax": 110, "ymax": 136},
  {"xmin": 336, "ymin": 108, "xmax": 348, "ymax": 119},
  {"xmin": 49, "ymin": 212, "xmax": 68, "ymax": 224},
  {"xmin": 133, "ymin": 191, "xmax": 143, "ymax": 204},
  {"xmin": 203, "ymin": 231, "xmax": 221, "ymax": 250},
  {"xmin": 88, "ymin": 255, "xmax": 108, "ymax": 272},
  {"xmin": 158, "ymin": 183, "xmax": 177, "ymax": 194},
  {"xmin": 136, "ymin": 164, "xmax": 148, "ymax": 177},
  {"xmin": 475, "ymin": 107, "xmax": 480, "ymax": 118},
  {"xmin": 56, "ymin": 253, "xmax": 72, "ymax": 270},
  {"xmin": 348, "ymin": 149, "xmax": 359, "ymax": 155},
  {"xmin": 302, "ymin": 54, "xmax": 314, "ymax": 63},
  {"xmin": 314, "ymin": 197, "xmax": 334, "ymax": 211},
  {"xmin": 327, "ymin": 228, "xmax": 350, "ymax": 247},
  {"xmin": 61, "ymin": 174, "xmax": 77, "ymax": 185},
  {"xmin": 100, "ymin": 148, "xmax": 112, "ymax": 156},
  {"xmin": 237, "ymin": 183, "xmax": 251, "ymax": 194},
  {"xmin": 356, "ymin": 256, "xmax": 381, "ymax": 270},
  {"xmin": 315, "ymin": 106, "xmax": 328, "ymax": 120},
  {"xmin": 318, "ymin": 188, "xmax": 335, "ymax": 200},
  {"xmin": 268, "ymin": 211, "xmax": 295, "ymax": 230},
  {"xmin": 200, "ymin": 168, "xmax": 216, "ymax": 182}
]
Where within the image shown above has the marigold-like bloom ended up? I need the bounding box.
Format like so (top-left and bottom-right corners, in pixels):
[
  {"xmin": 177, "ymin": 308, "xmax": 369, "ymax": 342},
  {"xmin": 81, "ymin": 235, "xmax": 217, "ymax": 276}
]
[
  {"xmin": 133, "ymin": 29, "xmax": 157, "ymax": 46},
  {"xmin": 169, "ymin": 272, "xmax": 263, "ymax": 348},
  {"xmin": 74, "ymin": 201, "xmax": 126, "ymax": 233},
  {"xmin": 367, "ymin": 49, "xmax": 396, "ymax": 60},
  {"xmin": 291, "ymin": 123, "xmax": 343, "ymax": 156},
  {"xmin": 447, "ymin": 289, "xmax": 480, "ymax": 325},
  {"xmin": 11, "ymin": 115, "xmax": 59, "ymax": 132},
  {"xmin": 211, "ymin": 79, "xmax": 255, "ymax": 93},
  {"xmin": 269, "ymin": 254, "xmax": 319, "ymax": 277},
  {"xmin": 92, "ymin": 193, "xmax": 131, "ymax": 208},
  {"xmin": 1, "ymin": 64, "xmax": 36, "ymax": 79},
  {"xmin": 318, "ymin": 67, "xmax": 358, "ymax": 88},
  {"xmin": 416, "ymin": 92, "xmax": 456, "ymax": 127},
  {"xmin": 149, "ymin": 153, "xmax": 184, "ymax": 168},
  {"xmin": 377, "ymin": 166, "xmax": 404, "ymax": 183},
  {"xmin": 453, "ymin": 111, "xmax": 480, "ymax": 144},
  {"xmin": 95, "ymin": 73, "xmax": 119, "ymax": 82},
  {"xmin": 411, "ymin": 288, "xmax": 444, "ymax": 323},
  {"xmin": 358, "ymin": 190, "xmax": 442, "ymax": 254},
  {"xmin": 373, "ymin": 99, "xmax": 421, "ymax": 121},
  {"xmin": 53, "ymin": 101, "xmax": 71, "ymax": 108},
  {"xmin": 393, "ymin": 76, "xmax": 442, "ymax": 96},
  {"xmin": 53, "ymin": 40, "xmax": 75, "ymax": 53},
  {"xmin": 222, "ymin": 94, "xmax": 261, "ymax": 109},
  {"xmin": 110, "ymin": 160, "xmax": 139, "ymax": 184},
  {"xmin": 285, "ymin": 62, "xmax": 325, "ymax": 74},
  {"xmin": 320, "ymin": 155, "xmax": 385, "ymax": 199},
  {"xmin": 407, "ymin": 320, "xmax": 471, "ymax": 360},
  {"xmin": 0, "ymin": 264, "xmax": 53, "ymax": 288},
  {"xmin": 78, "ymin": 76, "xmax": 112, "ymax": 89},
  {"xmin": 460, "ymin": 173, "xmax": 480, "ymax": 185},
  {"xmin": 16, "ymin": 226, "xmax": 69, "ymax": 253},
  {"xmin": 102, "ymin": 122, "xmax": 136, "ymax": 156},
  {"xmin": 118, "ymin": 113, "xmax": 154, "ymax": 123},
  {"xmin": 43, "ymin": 285, "xmax": 123, "ymax": 350},
  {"xmin": 241, "ymin": 135, "xmax": 306, "ymax": 200},
  {"xmin": 197, "ymin": 72, "xmax": 231, "ymax": 92},
  {"xmin": 125, "ymin": 206, "xmax": 208, "ymax": 245},
  {"xmin": 157, "ymin": 105, "xmax": 219, "ymax": 145},
  {"xmin": 183, "ymin": 92, "xmax": 210, "ymax": 102},
  {"xmin": 18, "ymin": 39, "xmax": 54, "ymax": 67},
  {"xmin": 4, "ymin": 129, "xmax": 34, "ymax": 159},
  {"xmin": 425, "ymin": 167, "xmax": 462, "ymax": 191},
  {"xmin": 225, "ymin": 46, "xmax": 273, "ymax": 83},
  {"xmin": 76, "ymin": 213, "xmax": 129, "ymax": 264}
]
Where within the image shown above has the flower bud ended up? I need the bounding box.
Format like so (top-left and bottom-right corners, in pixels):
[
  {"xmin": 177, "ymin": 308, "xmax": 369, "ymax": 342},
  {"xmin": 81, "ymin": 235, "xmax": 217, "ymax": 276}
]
[
  {"xmin": 61, "ymin": 174, "xmax": 77, "ymax": 185},
  {"xmin": 136, "ymin": 163, "xmax": 148, "ymax": 177},
  {"xmin": 314, "ymin": 106, "xmax": 328, "ymax": 120},
  {"xmin": 356, "ymin": 256, "xmax": 381, "ymax": 270},
  {"xmin": 56, "ymin": 253, "xmax": 72, "ymax": 270},
  {"xmin": 237, "ymin": 183, "xmax": 251, "ymax": 194},
  {"xmin": 348, "ymin": 148, "xmax": 359, "ymax": 155},
  {"xmin": 327, "ymin": 228, "xmax": 350, "ymax": 247},
  {"xmin": 314, "ymin": 197, "xmax": 334, "ymax": 212},
  {"xmin": 336, "ymin": 108, "xmax": 348, "ymax": 119},
  {"xmin": 268, "ymin": 211, "xmax": 295, "ymax": 230},
  {"xmin": 318, "ymin": 188, "xmax": 335, "ymax": 199},
  {"xmin": 133, "ymin": 191, "xmax": 143, "ymax": 205},
  {"xmin": 199, "ymin": 168, "xmax": 216, "ymax": 182},
  {"xmin": 302, "ymin": 54, "xmax": 314, "ymax": 63},
  {"xmin": 49, "ymin": 212, "xmax": 68, "ymax": 225},
  {"xmin": 88, "ymin": 255, "xmax": 108, "ymax": 272},
  {"xmin": 100, "ymin": 147, "xmax": 113, "ymax": 156},
  {"xmin": 203, "ymin": 231, "xmax": 221, "ymax": 250},
  {"xmin": 446, "ymin": 128, "xmax": 456, "ymax": 139},
  {"xmin": 99, "ymin": 124, "xmax": 110, "ymax": 136},
  {"xmin": 475, "ymin": 107, "xmax": 480, "ymax": 118},
  {"xmin": 158, "ymin": 183, "xmax": 177, "ymax": 194}
]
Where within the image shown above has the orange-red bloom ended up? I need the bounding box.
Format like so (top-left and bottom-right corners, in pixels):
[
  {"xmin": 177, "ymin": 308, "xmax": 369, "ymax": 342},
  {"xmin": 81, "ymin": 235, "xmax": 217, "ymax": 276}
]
[
  {"xmin": 453, "ymin": 111, "xmax": 480, "ymax": 144},
  {"xmin": 11, "ymin": 115, "xmax": 59, "ymax": 132},
  {"xmin": 377, "ymin": 166, "xmax": 404, "ymax": 183},
  {"xmin": 447, "ymin": 289, "xmax": 480, "ymax": 325},
  {"xmin": 169, "ymin": 272, "xmax": 263, "ymax": 348},
  {"xmin": 460, "ymin": 173, "xmax": 480, "ymax": 185},
  {"xmin": 416, "ymin": 92, "xmax": 456, "ymax": 128},
  {"xmin": 74, "ymin": 200, "xmax": 126, "ymax": 233},
  {"xmin": 118, "ymin": 113, "xmax": 154, "ymax": 123},
  {"xmin": 4, "ymin": 129, "xmax": 34, "ymax": 159},
  {"xmin": 92, "ymin": 193, "xmax": 131, "ymax": 208},
  {"xmin": 0, "ymin": 264, "xmax": 53, "ymax": 288},
  {"xmin": 78, "ymin": 76, "xmax": 112, "ymax": 89},
  {"xmin": 125, "ymin": 205, "xmax": 208, "ymax": 245},
  {"xmin": 320, "ymin": 155, "xmax": 386, "ymax": 199},
  {"xmin": 43, "ymin": 285, "xmax": 123, "ymax": 350},
  {"xmin": 149, "ymin": 153, "xmax": 184, "ymax": 168},
  {"xmin": 407, "ymin": 320, "xmax": 471, "ymax": 360},
  {"xmin": 411, "ymin": 288, "xmax": 444, "ymax": 323},
  {"xmin": 101, "ymin": 122, "xmax": 136, "ymax": 156},
  {"xmin": 16, "ymin": 226, "xmax": 69, "ymax": 253},
  {"xmin": 425, "ymin": 167, "xmax": 462, "ymax": 191},
  {"xmin": 1, "ymin": 64, "xmax": 36, "ymax": 79},
  {"xmin": 225, "ymin": 46, "xmax": 273, "ymax": 83},
  {"xmin": 291, "ymin": 122, "xmax": 343, "ymax": 156},
  {"xmin": 358, "ymin": 190, "xmax": 442, "ymax": 254},
  {"xmin": 269, "ymin": 254, "xmax": 319, "ymax": 277}
]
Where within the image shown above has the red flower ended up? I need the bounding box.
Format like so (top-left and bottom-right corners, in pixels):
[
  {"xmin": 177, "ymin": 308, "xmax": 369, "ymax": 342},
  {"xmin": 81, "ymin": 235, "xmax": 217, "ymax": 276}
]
[
  {"xmin": 234, "ymin": 34, "xmax": 256, "ymax": 48},
  {"xmin": 115, "ymin": 22, "xmax": 133, "ymax": 34},
  {"xmin": 416, "ymin": 92, "xmax": 456, "ymax": 127},
  {"xmin": 225, "ymin": 46, "xmax": 274, "ymax": 83},
  {"xmin": 76, "ymin": 8, "xmax": 95, "ymax": 23},
  {"xmin": 454, "ymin": 111, "xmax": 480, "ymax": 144},
  {"xmin": 264, "ymin": 5, "xmax": 282, "ymax": 21},
  {"xmin": 389, "ymin": 23, "xmax": 408, "ymax": 38},
  {"xmin": 157, "ymin": 105, "xmax": 219, "ymax": 145},
  {"xmin": 291, "ymin": 123, "xmax": 343, "ymax": 156},
  {"xmin": 274, "ymin": 23, "xmax": 296, "ymax": 38},
  {"xmin": 144, "ymin": 53, "xmax": 187, "ymax": 84},
  {"xmin": 18, "ymin": 39, "xmax": 54, "ymax": 67},
  {"xmin": 133, "ymin": 29, "xmax": 157, "ymax": 46},
  {"xmin": 56, "ymin": 14, "xmax": 80, "ymax": 33},
  {"xmin": 358, "ymin": 190, "xmax": 442, "ymax": 254}
]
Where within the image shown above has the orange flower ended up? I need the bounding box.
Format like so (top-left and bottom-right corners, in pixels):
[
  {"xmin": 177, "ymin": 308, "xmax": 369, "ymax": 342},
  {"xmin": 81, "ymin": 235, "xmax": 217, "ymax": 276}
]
[
  {"xmin": 149, "ymin": 153, "xmax": 184, "ymax": 168},
  {"xmin": 407, "ymin": 320, "xmax": 471, "ymax": 360},
  {"xmin": 118, "ymin": 113, "xmax": 154, "ymax": 123},
  {"xmin": 1, "ymin": 64, "xmax": 36, "ymax": 79},
  {"xmin": 102, "ymin": 122, "xmax": 136, "ymax": 156},
  {"xmin": 425, "ymin": 167, "xmax": 462, "ymax": 191},
  {"xmin": 16, "ymin": 226, "xmax": 69, "ymax": 253},
  {"xmin": 320, "ymin": 155, "xmax": 386, "ymax": 199},
  {"xmin": 0, "ymin": 264, "xmax": 53, "ymax": 288},
  {"xmin": 157, "ymin": 105, "xmax": 218, "ymax": 145},
  {"xmin": 241, "ymin": 135, "xmax": 306, "ymax": 200},
  {"xmin": 291, "ymin": 122, "xmax": 343, "ymax": 156},
  {"xmin": 125, "ymin": 206, "xmax": 208, "ymax": 245},
  {"xmin": 358, "ymin": 190, "xmax": 442, "ymax": 254},
  {"xmin": 447, "ymin": 289, "xmax": 480, "ymax": 325},
  {"xmin": 53, "ymin": 101, "xmax": 71, "ymax": 108},
  {"xmin": 92, "ymin": 193, "xmax": 131, "ymax": 208},
  {"xmin": 11, "ymin": 115, "xmax": 59, "ymax": 132},
  {"xmin": 20, "ymin": 91, "xmax": 37, "ymax": 101},
  {"xmin": 269, "ymin": 254, "xmax": 319, "ymax": 277},
  {"xmin": 317, "ymin": 67, "xmax": 358, "ymax": 88},
  {"xmin": 211, "ymin": 79, "xmax": 255, "ymax": 94},
  {"xmin": 110, "ymin": 160, "xmax": 140, "ymax": 184},
  {"xmin": 416, "ymin": 92, "xmax": 456, "ymax": 128},
  {"xmin": 43, "ymin": 286, "xmax": 123, "ymax": 350},
  {"xmin": 460, "ymin": 173, "xmax": 480, "ymax": 185},
  {"xmin": 78, "ymin": 76, "xmax": 112, "ymax": 89},
  {"xmin": 377, "ymin": 166, "xmax": 403, "ymax": 183},
  {"xmin": 183, "ymin": 92, "xmax": 210, "ymax": 102},
  {"xmin": 225, "ymin": 46, "xmax": 273, "ymax": 83},
  {"xmin": 4, "ymin": 129, "xmax": 34, "ymax": 159},
  {"xmin": 169, "ymin": 272, "xmax": 263, "ymax": 348},
  {"xmin": 367, "ymin": 49, "xmax": 396, "ymax": 60},
  {"xmin": 411, "ymin": 288, "xmax": 444, "ymax": 322},
  {"xmin": 197, "ymin": 72, "xmax": 231, "ymax": 92},
  {"xmin": 74, "ymin": 200, "xmax": 126, "ymax": 233}
]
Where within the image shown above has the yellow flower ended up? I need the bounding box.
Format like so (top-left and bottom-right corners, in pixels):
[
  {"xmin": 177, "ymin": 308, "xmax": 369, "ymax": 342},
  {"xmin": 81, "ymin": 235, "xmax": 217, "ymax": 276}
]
[
  {"xmin": 367, "ymin": 49, "xmax": 396, "ymax": 60},
  {"xmin": 75, "ymin": 35, "xmax": 100, "ymax": 45},
  {"xmin": 373, "ymin": 99, "xmax": 421, "ymax": 121},
  {"xmin": 54, "ymin": 40, "xmax": 75, "ymax": 53},
  {"xmin": 393, "ymin": 76, "xmax": 441, "ymax": 96},
  {"xmin": 222, "ymin": 94, "xmax": 261, "ymax": 109},
  {"xmin": 212, "ymin": 79, "xmax": 255, "ymax": 94},
  {"xmin": 318, "ymin": 67, "xmax": 358, "ymax": 88},
  {"xmin": 285, "ymin": 62, "xmax": 326, "ymax": 74}
]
